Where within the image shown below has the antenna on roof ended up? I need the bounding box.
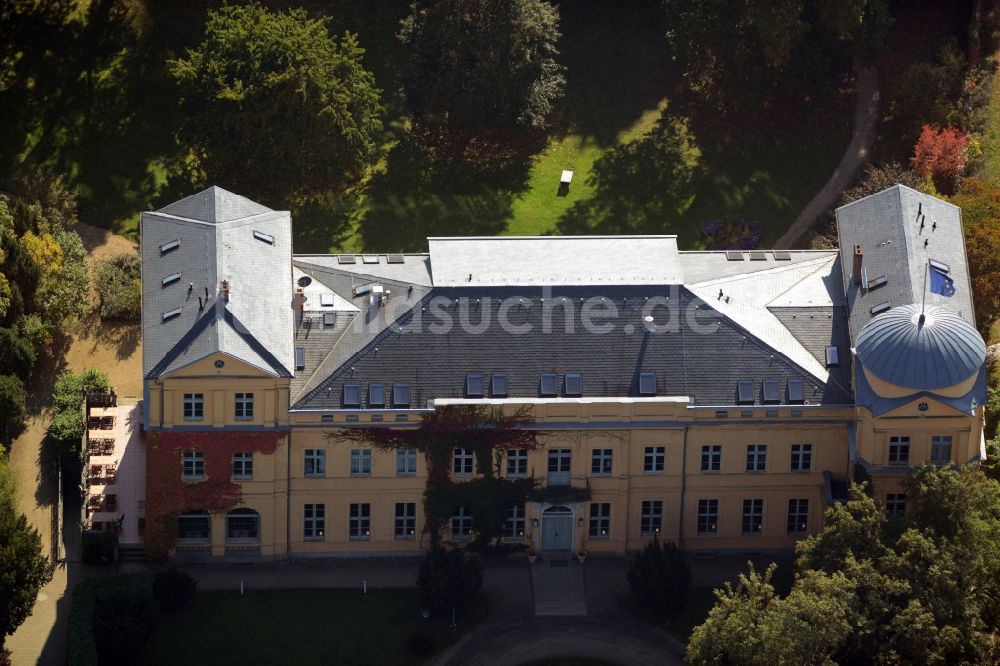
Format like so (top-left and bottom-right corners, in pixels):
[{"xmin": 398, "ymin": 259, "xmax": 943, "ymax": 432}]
[{"xmin": 920, "ymin": 258, "xmax": 928, "ymax": 323}]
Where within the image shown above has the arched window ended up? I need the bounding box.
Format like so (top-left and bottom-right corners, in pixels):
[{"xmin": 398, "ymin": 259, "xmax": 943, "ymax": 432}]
[
  {"xmin": 226, "ymin": 508, "xmax": 260, "ymax": 540},
  {"xmin": 178, "ymin": 511, "xmax": 210, "ymax": 541}
]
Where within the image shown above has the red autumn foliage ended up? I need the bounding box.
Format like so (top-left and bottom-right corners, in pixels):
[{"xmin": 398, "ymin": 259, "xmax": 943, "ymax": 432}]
[
  {"xmin": 910, "ymin": 124, "xmax": 969, "ymax": 195},
  {"xmin": 144, "ymin": 430, "xmax": 284, "ymax": 560}
]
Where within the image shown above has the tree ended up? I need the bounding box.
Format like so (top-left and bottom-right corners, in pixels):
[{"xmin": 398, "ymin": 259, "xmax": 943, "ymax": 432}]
[
  {"xmin": 170, "ymin": 3, "xmax": 384, "ymax": 205},
  {"xmin": 0, "ymin": 376, "xmax": 27, "ymax": 446},
  {"xmin": 626, "ymin": 537, "xmax": 692, "ymax": 618},
  {"xmin": 49, "ymin": 369, "xmax": 112, "ymax": 457},
  {"xmin": 399, "ymin": 0, "xmax": 564, "ymax": 146},
  {"xmin": 94, "ymin": 254, "xmax": 141, "ymax": 321},
  {"xmin": 948, "ymin": 178, "xmax": 1000, "ymax": 336},
  {"xmin": 417, "ymin": 547, "xmax": 483, "ymax": 621},
  {"xmin": 911, "ymin": 124, "xmax": 969, "ymax": 195},
  {"xmin": 0, "ymin": 446, "xmax": 53, "ymax": 652},
  {"xmin": 0, "ymin": 328, "xmax": 36, "ymax": 382},
  {"xmin": 840, "ymin": 162, "xmax": 927, "ymax": 205},
  {"xmin": 687, "ymin": 564, "xmax": 854, "ymax": 666}
]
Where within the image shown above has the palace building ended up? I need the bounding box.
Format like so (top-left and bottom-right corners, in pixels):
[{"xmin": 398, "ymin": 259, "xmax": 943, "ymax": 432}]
[{"xmin": 137, "ymin": 184, "xmax": 986, "ymax": 559}]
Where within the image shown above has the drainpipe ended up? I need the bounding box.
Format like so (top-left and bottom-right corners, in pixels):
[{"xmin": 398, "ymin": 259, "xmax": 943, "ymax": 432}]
[
  {"xmin": 678, "ymin": 426, "xmax": 688, "ymax": 549},
  {"xmin": 285, "ymin": 431, "xmax": 291, "ymax": 561}
]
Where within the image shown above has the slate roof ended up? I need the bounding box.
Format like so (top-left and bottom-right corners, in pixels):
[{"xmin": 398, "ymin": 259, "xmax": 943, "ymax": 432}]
[
  {"xmin": 292, "ymin": 286, "xmax": 854, "ymax": 410},
  {"xmin": 836, "ymin": 185, "xmax": 976, "ymax": 341},
  {"xmin": 141, "ymin": 187, "xmax": 294, "ymax": 378}
]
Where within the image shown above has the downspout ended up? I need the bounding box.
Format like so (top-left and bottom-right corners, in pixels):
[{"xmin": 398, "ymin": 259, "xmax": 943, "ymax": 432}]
[
  {"xmin": 286, "ymin": 430, "xmax": 292, "ymax": 561},
  {"xmin": 678, "ymin": 425, "xmax": 688, "ymax": 549}
]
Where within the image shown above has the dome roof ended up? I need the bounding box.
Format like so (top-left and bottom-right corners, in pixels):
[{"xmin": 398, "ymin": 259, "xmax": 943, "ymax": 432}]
[{"xmin": 855, "ymin": 304, "xmax": 985, "ymax": 391}]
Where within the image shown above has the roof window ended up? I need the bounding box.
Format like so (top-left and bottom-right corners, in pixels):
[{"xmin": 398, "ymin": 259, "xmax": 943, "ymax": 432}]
[
  {"xmin": 343, "ymin": 384, "xmax": 360, "ymax": 408},
  {"xmin": 737, "ymin": 380, "xmax": 754, "ymax": 405},
  {"xmin": 252, "ymin": 230, "xmax": 274, "ymax": 244},
  {"xmin": 159, "ymin": 239, "xmax": 180, "ymax": 255},
  {"xmin": 466, "ymin": 373, "xmax": 484, "ymax": 398},
  {"xmin": 564, "ymin": 372, "xmax": 583, "ymax": 397},
  {"xmin": 762, "ymin": 378, "xmax": 780, "ymax": 404},
  {"xmin": 161, "ymin": 307, "xmax": 182, "ymax": 322},
  {"xmin": 392, "ymin": 384, "xmax": 410, "ymax": 408},
  {"xmin": 295, "ymin": 347, "xmax": 305, "ymax": 370},
  {"xmin": 870, "ymin": 301, "xmax": 891, "ymax": 315},
  {"xmin": 788, "ymin": 379, "xmax": 805, "ymax": 404},
  {"xmin": 540, "ymin": 373, "xmax": 557, "ymax": 397},
  {"xmin": 825, "ymin": 346, "xmax": 839, "ymax": 367},
  {"xmin": 368, "ymin": 384, "xmax": 385, "ymax": 408},
  {"xmin": 929, "ymin": 259, "xmax": 950, "ymax": 273},
  {"xmin": 161, "ymin": 273, "xmax": 182, "ymax": 287},
  {"xmin": 492, "ymin": 373, "xmax": 508, "ymax": 398},
  {"xmin": 638, "ymin": 372, "xmax": 656, "ymax": 396}
]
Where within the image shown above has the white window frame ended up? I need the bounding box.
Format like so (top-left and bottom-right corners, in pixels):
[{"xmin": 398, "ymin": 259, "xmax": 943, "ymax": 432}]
[
  {"xmin": 697, "ymin": 499, "xmax": 719, "ymax": 535},
  {"xmin": 746, "ymin": 444, "xmax": 767, "ymax": 472},
  {"xmin": 640, "ymin": 500, "xmax": 663, "ymax": 537},
  {"xmin": 451, "ymin": 506, "xmax": 474, "ymax": 540},
  {"xmin": 183, "ymin": 393, "xmax": 204, "ymax": 420},
  {"xmin": 885, "ymin": 493, "xmax": 906, "ymax": 517},
  {"xmin": 349, "ymin": 503, "xmax": 371, "ymax": 540},
  {"xmin": 643, "ymin": 446, "xmax": 665, "ymax": 473},
  {"xmin": 888, "ymin": 436, "xmax": 910, "ymax": 465},
  {"xmin": 787, "ymin": 499, "xmax": 809, "ymax": 534},
  {"xmin": 700, "ymin": 445, "xmax": 722, "ymax": 472},
  {"xmin": 790, "ymin": 444, "xmax": 813, "ymax": 472},
  {"xmin": 453, "ymin": 448, "xmax": 474, "ymax": 476},
  {"xmin": 182, "ymin": 451, "xmax": 205, "ymax": 480},
  {"xmin": 304, "ymin": 504, "xmax": 325, "ymax": 540},
  {"xmin": 396, "ymin": 448, "xmax": 418, "ymax": 476},
  {"xmin": 232, "ymin": 452, "xmax": 253, "ymax": 480},
  {"xmin": 350, "ymin": 449, "xmax": 372, "ymax": 476},
  {"xmin": 395, "ymin": 502, "xmax": 417, "ymax": 539},
  {"xmin": 304, "ymin": 449, "xmax": 326, "ymax": 477},
  {"xmin": 591, "ymin": 448, "xmax": 613, "ymax": 476},
  {"xmin": 503, "ymin": 504, "xmax": 526, "ymax": 539},
  {"xmin": 930, "ymin": 435, "xmax": 952, "ymax": 465},
  {"xmin": 506, "ymin": 449, "xmax": 528, "ymax": 477},
  {"xmin": 589, "ymin": 502, "xmax": 611, "ymax": 539},
  {"xmin": 742, "ymin": 498, "xmax": 764, "ymax": 535},
  {"xmin": 234, "ymin": 392, "xmax": 254, "ymax": 420}
]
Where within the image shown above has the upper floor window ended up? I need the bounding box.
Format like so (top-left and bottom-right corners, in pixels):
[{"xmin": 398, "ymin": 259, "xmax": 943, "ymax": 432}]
[
  {"xmin": 234, "ymin": 393, "xmax": 254, "ymax": 420},
  {"xmin": 453, "ymin": 448, "xmax": 474, "ymax": 475},
  {"xmin": 591, "ymin": 449, "xmax": 613, "ymax": 476},
  {"xmin": 183, "ymin": 393, "xmax": 204, "ymax": 420},
  {"xmin": 643, "ymin": 446, "xmax": 665, "ymax": 473},
  {"xmin": 232, "ymin": 452, "xmax": 253, "ymax": 480},
  {"xmin": 396, "ymin": 448, "xmax": 417, "ymax": 476},
  {"xmin": 790, "ymin": 444, "xmax": 812, "ymax": 472},
  {"xmin": 888, "ymin": 436, "xmax": 910, "ymax": 465},
  {"xmin": 700, "ymin": 445, "xmax": 721, "ymax": 472},
  {"xmin": 350, "ymin": 449, "xmax": 372, "ymax": 476},
  {"xmin": 182, "ymin": 451, "xmax": 205, "ymax": 480},
  {"xmin": 507, "ymin": 449, "xmax": 528, "ymax": 477},
  {"xmin": 746, "ymin": 445, "xmax": 767, "ymax": 472},
  {"xmin": 931, "ymin": 436, "xmax": 952, "ymax": 465},
  {"xmin": 304, "ymin": 449, "xmax": 326, "ymax": 477}
]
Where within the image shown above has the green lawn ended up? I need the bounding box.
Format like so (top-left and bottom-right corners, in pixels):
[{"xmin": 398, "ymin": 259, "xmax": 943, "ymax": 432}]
[{"xmin": 141, "ymin": 588, "xmax": 487, "ymax": 666}]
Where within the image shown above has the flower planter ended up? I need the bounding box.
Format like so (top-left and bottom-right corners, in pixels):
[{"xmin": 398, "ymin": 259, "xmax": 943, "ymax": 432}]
[{"xmin": 575, "ymin": 550, "xmax": 588, "ymax": 564}]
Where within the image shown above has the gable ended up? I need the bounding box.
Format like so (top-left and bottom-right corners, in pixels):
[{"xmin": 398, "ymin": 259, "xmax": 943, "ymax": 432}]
[{"xmin": 160, "ymin": 352, "xmax": 280, "ymax": 379}]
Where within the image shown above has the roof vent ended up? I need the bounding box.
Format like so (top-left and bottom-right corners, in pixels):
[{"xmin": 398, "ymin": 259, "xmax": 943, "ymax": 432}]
[
  {"xmin": 852, "ymin": 245, "xmax": 864, "ymax": 285},
  {"xmin": 643, "ymin": 315, "xmax": 656, "ymax": 333},
  {"xmin": 323, "ymin": 312, "xmax": 335, "ymax": 326},
  {"xmin": 320, "ymin": 293, "xmax": 335, "ymax": 307},
  {"xmin": 221, "ymin": 279, "xmax": 230, "ymax": 296}
]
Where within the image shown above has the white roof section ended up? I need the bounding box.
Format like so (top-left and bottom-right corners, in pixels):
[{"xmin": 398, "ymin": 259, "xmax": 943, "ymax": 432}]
[
  {"xmin": 687, "ymin": 255, "xmax": 840, "ymax": 383},
  {"xmin": 428, "ymin": 236, "xmax": 684, "ymax": 286},
  {"xmin": 141, "ymin": 188, "xmax": 295, "ymax": 378},
  {"xmin": 293, "ymin": 267, "xmax": 359, "ymax": 313},
  {"xmin": 294, "ymin": 254, "xmax": 433, "ymax": 287}
]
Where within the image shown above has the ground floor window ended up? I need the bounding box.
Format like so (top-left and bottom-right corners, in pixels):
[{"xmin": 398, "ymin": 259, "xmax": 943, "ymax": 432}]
[
  {"xmin": 589, "ymin": 502, "xmax": 611, "ymax": 539},
  {"xmin": 395, "ymin": 503, "xmax": 416, "ymax": 539},
  {"xmin": 503, "ymin": 504, "xmax": 526, "ymax": 539},
  {"xmin": 451, "ymin": 506, "xmax": 474, "ymax": 539},
  {"xmin": 177, "ymin": 511, "xmax": 210, "ymax": 541},
  {"xmin": 697, "ymin": 499, "xmax": 719, "ymax": 535},
  {"xmin": 304, "ymin": 504, "xmax": 325, "ymax": 540},
  {"xmin": 640, "ymin": 500, "xmax": 662, "ymax": 537},
  {"xmin": 885, "ymin": 493, "xmax": 906, "ymax": 518},
  {"xmin": 349, "ymin": 503, "xmax": 371, "ymax": 540},
  {"xmin": 226, "ymin": 508, "xmax": 260, "ymax": 540},
  {"xmin": 787, "ymin": 499, "xmax": 809, "ymax": 534},
  {"xmin": 741, "ymin": 499, "xmax": 764, "ymax": 535}
]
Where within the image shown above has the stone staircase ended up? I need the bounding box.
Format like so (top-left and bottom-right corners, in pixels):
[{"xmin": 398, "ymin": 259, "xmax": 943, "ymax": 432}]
[{"xmin": 118, "ymin": 544, "xmax": 147, "ymax": 563}]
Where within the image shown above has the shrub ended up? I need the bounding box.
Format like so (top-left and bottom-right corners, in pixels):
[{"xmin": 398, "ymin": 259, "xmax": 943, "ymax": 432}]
[
  {"xmin": 68, "ymin": 573, "xmax": 156, "ymax": 666},
  {"xmin": 626, "ymin": 537, "xmax": 692, "ymax": 618},
  {"xmin": 407, "ymin": 629, "xmax": 437, "ymax": 658},
  {"xmin": 701, "ymin": 219, "xmax": 763, "ymax": 250},
  {"xmin": 48, "ymin": 369, "xmax": 112, "ymax": 456},
  {"xmin": 80, "ymin": 530, "xmax": 117, "ymax": 565},
  {"xmin": 153, "ymin": 568, "xmax": 198, "ymax": 611},
  {"xmin": 91, "ymin": 579, "xmax": 158, "ymax": 665},
  {"xmin": 417, "ymin": 547, "xmax": 484, "ymax": 621},
  {"xmin": 94, "ymin": 254, "xmax": 141, "ymax": 321}
]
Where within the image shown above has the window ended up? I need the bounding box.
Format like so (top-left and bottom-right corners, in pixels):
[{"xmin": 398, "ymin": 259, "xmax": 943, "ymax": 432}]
[
  {"xmin": 762, "ymin": 379, "xmax": 779, "ymax": 404},
  {"xmin": 253, "ymin": 230, "xmax": 274, "ymax": 244},
  {"xmin": 183, "ymin": 393, "xmax": 204, "ymax": 420},
  {"xmin": 350, "ymin": 449, "xmax": 372, "ymax": 476},
  {"xmin": 161, "ymin": 272, "xmax": 181, "ymax": 287},
  {"xmin": 159, "ymin": 239, "xmax": 180, "ymax": 255},
  {"xmin": 368, "ymin": 384, "xmax": 385, "ymax": 408},
  {"xmin": 867, "ymin": 274, "xmax": 887, "ymax": 289},
  {"xmin": 870, "ymin": 301, "xmax": 891, "ymax": 315},
  {"xmin": 888, "ymin": 436, "xmax": 910, "ymax": 465},
  {"xmin": 177, "ymin": 512, "xmax": 210, "ymax": 540},
  {"xmin": 644, "ymin": 446, "xmax": 665, "ymax": 473},
  {"xmin": 640, "ymin": 500, "xmax": 663, "ymax": 537},
  {"xmin": 232, "ymin": 453, "xmax": 253, "ymax": 480},
  {"xmin": 304, "ymin": 449, "xmax": 326, "ymax": 477},
  {"xmin": 787, "ymin": 379, "xmax": 805, "ymax": 404},
  {"xmin": 507, "ymin": 449, "xmax": 528, "ymax": 477},
  {"xmin": 492, "ymin": 372, "xmax": 508, "ymax": 398},
  {"xmin": 701, "ymin": 445, "xmax": 722, "ymax": 472},
  {"xmin": 886, "ymin": 493, "xmax": 906, "ymax": 517},
  {"xmin": 548, "ymin": 449, "xmax": 571, "ymax": 485},
  {"xmin": 453, "ymin": 448, "xmax": 474, "ymax": 475},
  {"xmin": 591, "ymin": 449, "xmax": 613, "ymax": 476},
  {"xmin": 392, "ymin": 384, "xmax": 410, "ymax": 408},
  {"xmin": 742, "ymin": 499, "xmax": 764, "ymax": 535},
  {"xmin": 589, "ymin": 503, "xmax": 611, "ymax": 538},
  {"xmin": 504, "ymin": 504, "xmax": 526, "ymax": 539},
  {"xmin": 397, "ymin": 448, "xmax": 417, "ymax": 476},
  {"xmin": 790, "ymin": 444, "xmax": 812, "ymax": 472},
  {"xmin": 162, "ymin": 307, "xmax": 182, "ymax": 322},
  {"xmin": 638, "ymin": 372, "xmax": 656, "ymax": 396},
  {"xmin": 737, "ymin": 380, "xmax": 754, "ymax": 404},
  {"xmin": 226, "ymin": 508, "xmax": 259, "ymax": 540},
  {"xmin": 786, "ymin": 499, "xmax": 809, "ymax": 534},
  {"xmin": 182, "ymin": 451, "xmax": 204, "ymax": 480},
  {"xmin": 931, "ymin": 436, "xmax": 952, "ymax": 464},
  {"xmin": 295, "ymin": 348, "xmax": 305, "ymax": 370},
  {"xmin": 395, "ymin": 503, "xmax": 417, "ymax": 539},
  {"xmin": 540, "ymin": 373, "xmax": 557, "ymax": 397},
  {"xmin": 929, "ymin": 259, "xmax": 950, "ymax": 273},
  {"xmin": 234, "ymin": 393, "xmax": 254, "ymax": 420},
  {"xmin": 466, "ymin": 372, "xmax": 484, "ymax": 398},
  {"xmin": 746, "ymin": 445, "xmax": 767, "ymax": 472},
  {"xmin": 825, "ymin": 346, "xmax": 840, "ymax": 367},
  {"xmin": 349, "ymin": 503, "xmax": 371, "ymax": 540},
  {"xmin": 697, "ymin": 499, "xmax": 719, "ymax": 535},
  {"xmin": 451, "ymin": 506, "xmax": 473, "ymax": 539},
  {"xmin": 564, "ymin": 372, "xmax": 583, "ymax": 396},
  {"xmin": 304, "ymin": 504, "xmax": 325, "ymax": 540},
  {"xmin": 343, "ymin": 384, "xmax": 360, "ymax": 408}
]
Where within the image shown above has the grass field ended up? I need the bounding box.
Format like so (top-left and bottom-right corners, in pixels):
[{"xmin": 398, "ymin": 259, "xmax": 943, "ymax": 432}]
[{"xmin": 142, "ymin": 588, "xmax": 487, "ymax": 666}]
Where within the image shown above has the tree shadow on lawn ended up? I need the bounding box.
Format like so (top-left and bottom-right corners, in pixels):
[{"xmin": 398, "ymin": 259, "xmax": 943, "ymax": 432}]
[
  {"xmin": 359, "ymin": 133, "xmax": 535, "ymax": 251},
  {"xmin": 556, "ymin": 0, "xmax": 674, "ymax": 147}
]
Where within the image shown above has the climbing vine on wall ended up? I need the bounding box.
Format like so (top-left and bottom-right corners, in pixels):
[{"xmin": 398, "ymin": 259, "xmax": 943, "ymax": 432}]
[
  {"xmin": 328, "ymin": 405, "xmax": 546, "ymax": 551},
  {"xmin": 144, "ymin": 430, "xmax": 284, "ymax": 560}
]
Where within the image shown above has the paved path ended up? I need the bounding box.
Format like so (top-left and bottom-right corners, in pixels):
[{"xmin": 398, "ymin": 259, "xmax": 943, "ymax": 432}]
[
  {"xmin": 774, "ymin": 66, "xmax": 880, "ymax": 249},
  {"xmin": 530, "ymin": 556, "xmax": 587, "ymax": 616}
]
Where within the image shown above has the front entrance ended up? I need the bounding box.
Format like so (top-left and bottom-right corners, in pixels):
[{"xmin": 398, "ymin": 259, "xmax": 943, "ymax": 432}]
[{"xmin": 541, "ymin": 505, "xmax": 573, "ymax": 551}]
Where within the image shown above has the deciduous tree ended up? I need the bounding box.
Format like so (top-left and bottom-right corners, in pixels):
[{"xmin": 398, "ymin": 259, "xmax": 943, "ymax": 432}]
[
  {"xmin": 911, "ymin": 124, "xmax": 969, "ymax": 195},
  {"xmin": 948, "ymin": 178, "xmax": 1000, "ymax": 335},
  {"xmin": 171, "ymin": 3, "xmax": 384, "ymax": 205}
]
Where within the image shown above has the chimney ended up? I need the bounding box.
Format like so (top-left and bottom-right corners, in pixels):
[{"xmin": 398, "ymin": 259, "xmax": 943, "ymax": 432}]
[{"xmin": 852, "ymin": 244, "xmax": 864, "ymax": 285}]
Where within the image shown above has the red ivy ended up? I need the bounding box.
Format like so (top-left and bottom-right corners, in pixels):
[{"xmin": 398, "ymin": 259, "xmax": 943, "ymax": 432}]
[{"xmin": 144, "ymin": 430, "xmax": 284, "ymax": 560}]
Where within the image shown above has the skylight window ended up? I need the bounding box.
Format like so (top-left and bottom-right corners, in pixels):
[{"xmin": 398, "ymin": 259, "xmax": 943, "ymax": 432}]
[
  {"xmin": 638, "ymin": 372, "xmax": 657, "ymax": 396},
  {"xmin": 252, "ymin": 230, "xmax": 274, "ymax": 244},
  {"xmin": 466, "ymin": 372, "xmax": 484, "ymax": 398},
  {"xmin": 323, "ymin": 313, "xmax": 335, "ymax": 326},
  {"xmin": 159, "ymin": 239, "xmax": 180, "ymax": 255},
  {"xmin": 748, "ymin": 251, "xmax": 767, "ymax": 261},
  {"xmin": 825, "ymin": 346, "xmax": 840, "ymax": 367},
  {"xmin": 565, "ymin": 372, "xmax": 583, "ymax": 397},
  {"xmin": 393, "ymin": 384, "xmax": 410, "ymax": 408},
  {"xmin": 737, "ymin": 380, "xmax": 754, "ymax": 404},
  {"xmin": 492, "ymin": 373, "xmax": 508, "ymax": 398},
  {"xmin": 870, "ymin": 301, "xmax": 891, "ymax": 315},
  {"xmin": 726, "ymin": 251, "xmax": 744, "ymax": 261},
  {"xmin": 386, "ymin": 254, "xmax": 405, "ymax": 264},
  {"xmin": 866, "ymin": 274, "xmax": 887, "ymax": 290},
  {"xmin": 788, "ymin": 379, "xmax": 805, "ymax": 404},
  {"xmin": 540, "ymin": 373, "xmax": 557, "ymax": 397},
  {"xmin": 295, "ymin": 347, "xmax": 305, "ymax": 370},
  {"xmin": 772, "ymin": 250, "xmax": 791, "ymax": 261},
  {"xmin": 368, "ymin": 384, "xmax": 385, "ymax": 408},
  {"xmin": 161, "ymin": 273, "xmax": 182, "ymax": 287},
  {"xmin": 338, "ymin": 255, "xmax": 357, "ymax": 264},
  {"xmin": 161, "ymin": 307, "xmax": 182, "ymax": 322},
  {"xmin": 929, "ymin": 259, "xmax": 950, "ymax": 273},
  {"xmin": 320, "ymin": 294, "xmax": 335, "ymax": 307},
  {"xmin": 762, "ymin": 379, "xmax": 780, "ymax": 404},
  {"xmin": 343, "ymin": 384, "xmax": 360, "ymax": 408},
  {"xmin": 362, "ymin": 255, "xmax": 379, "ymax": 264}
]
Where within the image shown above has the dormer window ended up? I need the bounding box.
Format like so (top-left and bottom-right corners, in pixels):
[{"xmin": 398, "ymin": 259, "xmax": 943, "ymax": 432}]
[
  {"xmin": 466, "ymin": 373, "xmax": 484, "ymax": 398},
  {"xmin": 638, "ymin": 372, "xmax": 656, "ymax": 396},
  {"xmin": 539, "ymin": 373, "xmax": 557, "ymax": 397},
  {"xmin": 393, "ymin": 384, "xmax": 410, "ymax": 408},
  {"xmin": 737, "ymin": 380, "xmax": 753, "ymax": 405},
  {"xmin": 343, "ymin": 384, "xmax": 360, "ymax": 408},
  {"xmin": 564, "ymin": 372, "xmax": 583, "ymax": 397}
]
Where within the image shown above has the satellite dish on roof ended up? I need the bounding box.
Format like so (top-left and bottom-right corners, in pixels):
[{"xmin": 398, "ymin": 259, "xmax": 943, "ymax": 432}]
[{"xmin": 297, "ymin": 276, "xmax": 312, "ymax": 288}]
